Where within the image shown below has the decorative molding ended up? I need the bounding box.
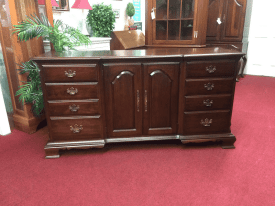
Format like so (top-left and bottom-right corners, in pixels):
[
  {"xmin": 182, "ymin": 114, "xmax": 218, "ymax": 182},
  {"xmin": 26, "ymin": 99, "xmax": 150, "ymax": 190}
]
[
  {"xmin": 113, "ymin": 71, "xmax": 134, "ymax": 84},
  {"xmin": 234, "ymin": 0, "xmax": 243, "ymax": 7}
]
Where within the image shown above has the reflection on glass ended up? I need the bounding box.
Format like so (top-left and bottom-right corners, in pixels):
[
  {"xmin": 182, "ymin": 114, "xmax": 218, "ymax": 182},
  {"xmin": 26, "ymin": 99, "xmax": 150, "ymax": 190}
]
[
  {"xmin": 169, "ymin": 0, "xmax": 181, "ymax": 19},
  {"xmin": 156, "ymin": 21, "xmax": 167, "ymax": 40},
  {"xmin": 53, "ymin": 0, "xmax": 70, "ymax": 11},
  {"xmin": 182, "ymin": 0, "xmax": 194, "ymax": 19},
  {"xmin": 168, "ymin": 21, "xmax": 180, "ymax": 40},
  {"xmin": 156, "ymin": 0, "xmax": 167, "ymax": 19},
  {"xmin": 181, "ymin": 20, "xmax": 193, "ymax": 40}
]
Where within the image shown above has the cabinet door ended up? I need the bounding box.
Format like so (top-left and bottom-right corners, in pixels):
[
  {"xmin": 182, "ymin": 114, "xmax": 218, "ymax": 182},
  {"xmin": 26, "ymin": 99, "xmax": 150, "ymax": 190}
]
[
  {"xmin": 150, "ymin": 0, "xmax": 208, "ymax": 46},
  {"xmin": 206, "ymin": 0, "xmax": 224, "ymax": 41},
  {"xmin": 220, "ymin": 0, "xmax": 247, "ymax": 42},
  {"xmin": 104, "ymin": 63, "xmax": 142, "ymax": 137},
  {"xmin": 143, "ymin": 62, "xmax": 179, "ymax": 135}
]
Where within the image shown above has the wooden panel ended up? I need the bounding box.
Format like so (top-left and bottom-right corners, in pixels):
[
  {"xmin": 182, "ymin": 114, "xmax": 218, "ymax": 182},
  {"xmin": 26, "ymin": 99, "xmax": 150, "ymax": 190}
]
[
  {"xmin": 221, "ymin": 0, "xmax": 247, "ymax": 42},
  {"xmin": 185, "ymin": 94, "xmax": 232, "ymax": 111},
  {"xmin": 186, "ymin": 60, "xmax": 235, "ymax": 78},
  {"xmin": 143, "ymin": 62, "xmax": 179, "ymax": 135},
  {"xmin": 47, "ymin": 99, "xmax": 100, "ymax": 116},
  {"xmin": 185, "ymin": 78, "xmax": 234, "ymax": 95},
  {"xmin": 42, "ymin": 64, "xmax": 98, "ymax": 83},
  {"xmin": 110, "ymin": 31, "xmax": 145, "ymax": 50},
  {"xmin": 45, "ymin": 83, "xmax": 98, "ymax": 100},
  {"xmin": 104, "ymin": 63, "xmax": 142, "ymax": 137},
  {"xmin": 183, "ymin": 110, "xmax": 231, "ymax": 134},
  {"xmin": 50, "ymin": 116, "xmax": 102, "ymax": 140}
]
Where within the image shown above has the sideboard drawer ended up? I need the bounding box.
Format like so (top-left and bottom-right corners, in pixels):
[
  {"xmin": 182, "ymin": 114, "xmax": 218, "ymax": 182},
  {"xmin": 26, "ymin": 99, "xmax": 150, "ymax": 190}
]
[
  {"xmin": 47, "ymin": 100, "xmax": 100, "ymax": 116},
  {"xmin": 50, "ymin": 116, "xmax": 102, "ymax": 140},
  {"xmin": 185, "ymin": 78, "xmax": 234, "ymax": 96},
  {"xmin": 45, "ymin": 83, "xmax": 98, "ymax": 100},
  {"xmin": 183, "ymin": 111, "xmax": 231, "ymax": 135},
  {"xmin": 186, "ymin": 60, "xmax": 235, "ymax": 78},
  {"xmin": 42, "ymin": 64, "xmax": 99, "ymax": 83},
  {"xmin": 185, "ymin": 94, "xmax": 232, "ymax": 111}
]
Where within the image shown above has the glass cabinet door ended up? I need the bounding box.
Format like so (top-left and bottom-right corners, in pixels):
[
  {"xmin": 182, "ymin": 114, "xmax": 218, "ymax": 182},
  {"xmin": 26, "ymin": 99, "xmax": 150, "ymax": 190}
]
[{"xmin": 154, "ymin": 0, "xmax": 195, "ymax": 44}]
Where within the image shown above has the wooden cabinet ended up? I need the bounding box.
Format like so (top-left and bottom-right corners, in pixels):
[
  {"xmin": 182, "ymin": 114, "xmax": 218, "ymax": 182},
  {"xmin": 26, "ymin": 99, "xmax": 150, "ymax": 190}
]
[
  {"xmin": 206, "ymin": 0, "xmax": 247, "ymax": 50},
  {"xmin": 104, "ymin": 62, "xmax": 179, "ymax": 137},
  {"xmin": 145, "ymin": 0, "xmax": 209, "ymax": 47},
  {"xmin": 33, "ymin": 48, "xmax": 244, "ymax": 158}
]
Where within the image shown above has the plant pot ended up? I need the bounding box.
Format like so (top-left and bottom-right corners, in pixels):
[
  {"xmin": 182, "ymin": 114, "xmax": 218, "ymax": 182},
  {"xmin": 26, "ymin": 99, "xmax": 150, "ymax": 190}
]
[{"xmin": 128, "ymin": 18, "xmax": 135, "ymax": 26}]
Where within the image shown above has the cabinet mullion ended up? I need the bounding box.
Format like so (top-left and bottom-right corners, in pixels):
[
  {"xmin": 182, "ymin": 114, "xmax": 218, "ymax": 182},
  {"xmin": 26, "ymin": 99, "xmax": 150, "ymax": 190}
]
[
  {"xmin": 166, "ymin": 0, "xmax": 170, "ymax": 40},
  {"xmin": 179, "ymin": 0, "xmax": 183, "ymax": 40}
]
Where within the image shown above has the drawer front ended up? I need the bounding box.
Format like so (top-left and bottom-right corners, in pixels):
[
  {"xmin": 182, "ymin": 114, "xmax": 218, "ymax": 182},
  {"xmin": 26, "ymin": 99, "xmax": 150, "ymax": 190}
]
[
  {"xmin": 183, "ymin": 111, "xmax": 231, "ymax": 135},
  {"xmin": 42, "ymin": 64, "xmax": 98, "ymax": 83},
  {"xmin": 47, "ymin": 100, "xmax": 100, "ymax": 116},
  {"xmin": 186, "ymin": 60, "xmax": 235, "ymax": 78},
  {"xmin": 185, "ymin": 78, "xmax": 234, "ymax": 95},
  {"xmin": 45, "ymin": 83, "xmax": 98, "ymax": 100},
  {"xmin": 50, "ymin": 116, "xmax": 102, "ymax": 140},
  {"xmin": 185, "ymin": 95, "xmax": 232, "ymax": 111}
]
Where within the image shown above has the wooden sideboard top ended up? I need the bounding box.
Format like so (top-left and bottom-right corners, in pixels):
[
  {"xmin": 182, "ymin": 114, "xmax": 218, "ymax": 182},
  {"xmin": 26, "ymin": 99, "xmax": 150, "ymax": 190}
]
[{"xmin": 33, "ymin": 47, "xmax": 244, "ymax": 61}]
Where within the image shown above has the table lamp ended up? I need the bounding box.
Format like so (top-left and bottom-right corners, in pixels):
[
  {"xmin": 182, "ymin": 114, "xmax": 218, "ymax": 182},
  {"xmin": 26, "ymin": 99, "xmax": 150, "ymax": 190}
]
[{"xmin": 71, "ymin": 0, "xmax": 93, "ymax": 36}]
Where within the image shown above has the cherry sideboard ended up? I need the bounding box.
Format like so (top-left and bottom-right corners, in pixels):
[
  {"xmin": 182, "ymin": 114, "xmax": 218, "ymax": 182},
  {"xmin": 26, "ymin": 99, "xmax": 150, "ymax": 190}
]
[{"xmin": 32, "ymin": 48, "xmax": 244, "ymax": 158}]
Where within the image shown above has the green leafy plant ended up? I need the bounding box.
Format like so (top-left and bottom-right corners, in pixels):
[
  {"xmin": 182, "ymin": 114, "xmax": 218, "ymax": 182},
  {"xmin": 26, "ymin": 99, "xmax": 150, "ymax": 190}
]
[
  {"xmin": 126, "ymin": 3, "xmax": 135, "ymax": 18},
  {"xmin": 13, "ymin": 14, "xmax": 92, "ymax": 116},
  {"xmin": 13, "ymin": 14, "xmax": 91, "ymax": 52},
  {"xmin": 86, "ymin": 3, "xmax": 115, "ymax": 37},
  {"xmin": 15, "ymin": 60, "xmax": 43, "ymax": 117}
]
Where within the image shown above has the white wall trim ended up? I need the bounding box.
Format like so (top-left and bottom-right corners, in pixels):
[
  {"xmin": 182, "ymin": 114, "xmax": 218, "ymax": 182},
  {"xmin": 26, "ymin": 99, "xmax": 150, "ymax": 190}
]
[
  {"xmin": 0, "ymin": 84, "xmax": 11, "ymax": 136},
  {"xmin": 245, "ymin": 0, "xmax": 275, "ymax": 77}
]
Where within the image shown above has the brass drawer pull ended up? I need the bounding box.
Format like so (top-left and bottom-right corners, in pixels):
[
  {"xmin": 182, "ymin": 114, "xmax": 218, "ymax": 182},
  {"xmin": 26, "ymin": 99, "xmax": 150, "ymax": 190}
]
[
  {"xmin": 67, "ymin": 87, "xmax": 78, "ymax": 95},
  {"xmin": 145, "ymin": 90, "xmax": 148, "ymax": 112},
  {"xmin": 65, "ymin": 70, "xmax": 76, "ymax": 78},
  {"xmin": 203, "ymin": 99, "xmax": 213, "ymax": 107},
  {"xmin": 69, "ymin": 104, "xmax": 80, "ymax": 112},
  {"xmin": 137, "ymin": 90, "xmax": 140, "ymax": 112},
  {"xmin": 70, "ymin": 124, "xmax": 83, "ymax": 133},
  {"xmin": 200, "ymin": 118, "xmax": 212, "ymax": 127},
  {"xmin": 206, "ymin": 65, "xmax": 216, "ymax": 73},
  {"xmin": 204, "ymin": 82, "xmax": 214, "ymax": 90}
]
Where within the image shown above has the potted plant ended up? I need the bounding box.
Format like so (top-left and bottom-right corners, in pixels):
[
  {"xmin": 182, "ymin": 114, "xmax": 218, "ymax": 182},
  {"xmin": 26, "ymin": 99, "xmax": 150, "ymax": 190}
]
[
  {"xmin": 86, "ymin": 3, "xmax": 116, "ymax": 37},
  {"xmin": 12, "ymin": 14, "xmax": 92, "ymax": 116},
  {"xmin": 126, "ymin": 2, "xmax": 135, "ymax": 26}
]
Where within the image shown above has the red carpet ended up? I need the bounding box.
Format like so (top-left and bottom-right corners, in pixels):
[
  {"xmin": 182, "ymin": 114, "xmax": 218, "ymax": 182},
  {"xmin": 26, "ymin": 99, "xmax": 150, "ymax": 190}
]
[{"xmin": 1, "ymin": 75, "xmax": 275, "ymax": 206}]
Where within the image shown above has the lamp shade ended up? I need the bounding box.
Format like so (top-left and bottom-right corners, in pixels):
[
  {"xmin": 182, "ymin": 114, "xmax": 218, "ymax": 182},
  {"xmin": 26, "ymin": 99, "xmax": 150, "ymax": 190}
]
[
  {"xmin": 71, "ymin": 0, "xmax": 93, "ymax": 10},
  {"xmin": 38, "ymin": 0, "xmax": 59, "ymax": 7},
  {"xmin": 38, "ymin": 0, "xmax": 45, "ymax": 4}
]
